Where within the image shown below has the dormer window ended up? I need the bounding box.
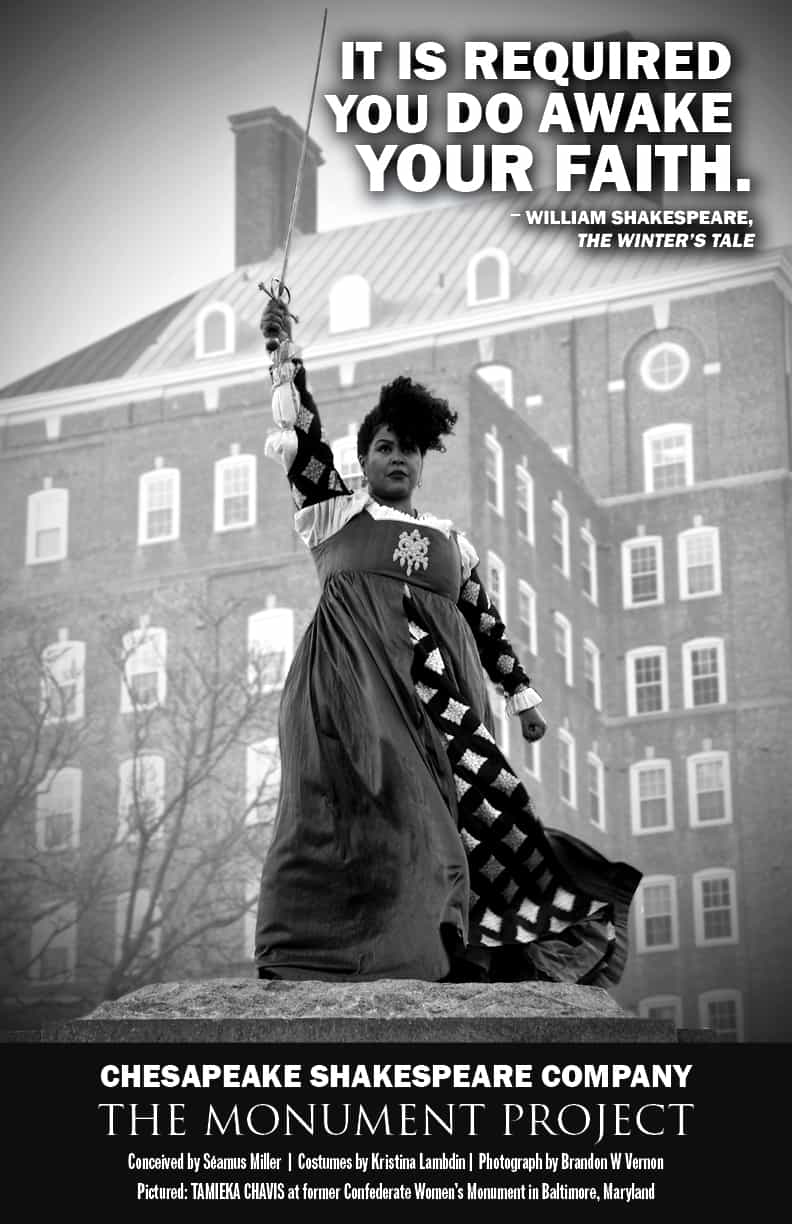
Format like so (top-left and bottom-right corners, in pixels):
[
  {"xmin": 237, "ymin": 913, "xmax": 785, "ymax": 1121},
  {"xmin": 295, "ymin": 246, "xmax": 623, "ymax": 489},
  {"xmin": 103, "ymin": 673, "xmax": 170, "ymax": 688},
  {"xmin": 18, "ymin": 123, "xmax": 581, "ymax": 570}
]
[
  {"xmin": 195, "ymin": 302, "xmax": 235, "ymax": 358},
  {"xmin": 329, "ymin": 275, "xmax": 371, "ymax": 333},
  {"xmin": 467, "ymin": 249, "xmax": 510, "ymax": 306}
]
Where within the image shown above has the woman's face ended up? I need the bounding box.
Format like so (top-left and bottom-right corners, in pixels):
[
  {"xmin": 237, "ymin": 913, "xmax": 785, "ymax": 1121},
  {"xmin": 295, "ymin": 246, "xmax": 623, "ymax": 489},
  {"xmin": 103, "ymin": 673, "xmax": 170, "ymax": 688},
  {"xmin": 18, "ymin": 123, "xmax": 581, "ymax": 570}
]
[{"xmin": 362, "ymin": 426, "xmax": 423, "ymax": 505}]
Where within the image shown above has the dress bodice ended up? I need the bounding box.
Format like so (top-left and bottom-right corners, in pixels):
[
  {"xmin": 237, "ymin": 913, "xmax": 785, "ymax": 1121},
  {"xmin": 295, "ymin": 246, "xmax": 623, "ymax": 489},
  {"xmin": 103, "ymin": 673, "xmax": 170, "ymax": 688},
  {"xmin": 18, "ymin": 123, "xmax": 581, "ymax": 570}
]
[{"xmin": 311, "ymin": 507, "xmax": 463, "ymax": 600}]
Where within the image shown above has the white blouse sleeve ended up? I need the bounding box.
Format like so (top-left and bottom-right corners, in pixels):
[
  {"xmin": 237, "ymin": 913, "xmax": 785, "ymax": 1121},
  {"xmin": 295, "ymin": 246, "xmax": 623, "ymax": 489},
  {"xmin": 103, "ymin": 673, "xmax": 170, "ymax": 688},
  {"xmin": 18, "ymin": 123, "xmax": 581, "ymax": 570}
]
[{"xmin": 456, "ymin": 532, "xmax": 480, "ymax": 582}]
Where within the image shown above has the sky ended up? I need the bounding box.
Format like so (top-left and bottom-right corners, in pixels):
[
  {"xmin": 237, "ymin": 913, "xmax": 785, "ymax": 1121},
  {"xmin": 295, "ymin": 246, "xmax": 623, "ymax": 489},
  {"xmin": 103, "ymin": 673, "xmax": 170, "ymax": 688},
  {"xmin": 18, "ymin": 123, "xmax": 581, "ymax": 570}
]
[{"xmin": 0, "ymin": 0, "xmax": 790, "ymax": 390}]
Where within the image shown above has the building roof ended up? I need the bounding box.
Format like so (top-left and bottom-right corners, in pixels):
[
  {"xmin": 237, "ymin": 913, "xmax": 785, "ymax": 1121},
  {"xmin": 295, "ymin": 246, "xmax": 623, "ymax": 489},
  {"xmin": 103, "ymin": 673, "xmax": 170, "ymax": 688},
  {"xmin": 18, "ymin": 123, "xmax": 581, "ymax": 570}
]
[{"xmin": 3, "ymin": 194, "xmax": 788, "ymax": 399}]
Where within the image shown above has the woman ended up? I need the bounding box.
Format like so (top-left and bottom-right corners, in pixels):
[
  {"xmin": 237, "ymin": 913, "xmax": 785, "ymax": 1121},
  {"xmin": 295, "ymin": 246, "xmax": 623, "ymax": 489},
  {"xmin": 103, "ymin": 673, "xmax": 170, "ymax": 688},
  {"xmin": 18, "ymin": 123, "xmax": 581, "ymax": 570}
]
[{"xmin": 255, "ymin": 298, "xmax": 640, "ymax": 985}]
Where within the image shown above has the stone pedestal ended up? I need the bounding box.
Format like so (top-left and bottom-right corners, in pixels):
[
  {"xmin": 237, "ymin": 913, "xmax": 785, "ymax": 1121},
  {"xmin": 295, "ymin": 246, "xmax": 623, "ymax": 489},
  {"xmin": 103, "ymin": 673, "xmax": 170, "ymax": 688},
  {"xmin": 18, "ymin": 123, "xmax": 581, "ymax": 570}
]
[{"xmin": 14, "ymin": 979, "xmax": 709, "ymax": 1042}]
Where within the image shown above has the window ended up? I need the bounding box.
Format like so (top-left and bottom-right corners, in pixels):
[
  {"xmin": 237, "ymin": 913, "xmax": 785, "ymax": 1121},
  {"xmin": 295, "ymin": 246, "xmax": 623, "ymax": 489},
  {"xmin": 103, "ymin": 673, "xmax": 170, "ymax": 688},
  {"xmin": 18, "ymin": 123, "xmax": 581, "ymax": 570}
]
[
  {"xmin": 138, "ymin": 465, "xmax": 180, "ymax": 544},
  {"xmin": 243, "ymin": 877, "xmax": 259, "ymax": 961},
  {"xmin": 523, "ymin": 735, "xmax": 541, "ymax": 780},
  {"xmin": 643, "ymin": 424, "xmax": 693, "ymax": 492},
  {"xmin": 558, "ymin": 728, "xmax": 577, "ymax": 808},
  {"xmin": 551, "ymin": 499, "xmax": 570, "ymax": 577},
  {"xmin": 683, "ymin": 638, "xmax": 726, "ymax": 708},
  {"xmin": 580, "ymin": 526, "xmax": 598, "ymax": 604},
  {"xmin": 214, "ymin": 452, "xmax": 256, "ymax": 531},
  {"xmin": 41, "ymin": 636, "xmax": 85, "ymax": 723},
  {"xmin": 515, "ymin": 464, "xmax": 534, "ymax": 543},
  {"xmin": 622, "ymin": 536, "xmax": 664, "ymax": 607},
  {"xmin": 488, "ymin": 684, "xmax": 509, "ymax": 756},
  {"xmin": 484, "ymin": 431, "xmax": 504, "ymax": 514},
  {"xmin": 248, "ymin": 608, "xmax": 294, "ymax": 693},
  {"xmin": 246, "ymin": 739, "xmax": 281, "ymax": 826},
  {"xmin": 587, "ymin": 752, "xmax": 605, "ymax": 830},
  {"xmin": 678, "ymin": 527, "xmax": 721, "ymax": 599},
  {"xmin": 477, "ymin": 364, "xmax": 514, "ymax": 408},
  {"xmin": 630, "ymin": 759, "xmax": 673, "ymax": 834},
  {"xmin": 518, "ymin": 581, "xmax": 537, "ymax": 655},
  {"xmin": 467, "ymin": 248, "xmax": 510, "ymax": 305},
  {"xmin": 636, "ymin": 876, "xmax": 678, "ymax": 952},
  {"xmin": 36, "ymin": 769, "xmax": 81, "ymax": 851},
  {"xmin": 29, "ymin": 903, "xmax": 77, "ymax": 982},
  {"xmin": 694, "ymin": 869, "xmax": 738, "ymax": 945},
  {"xmin": 195, "ymin": 302, "xmax": 235, "ymax": 357},
  {"xmin": 121, "ymin": 625, "xmax": 167, "ymax": 712},
  {"xmin": 329, "ymin": 274, "xmax": 371, "ymax": 333},
  {"xmin": 331, "ymin": 428, "xmax": 364, "ymax": 490},
  {"xmin": 116, "ymin": 889, "xmax": 161, "ymax": 965},
  {"xmin": 638, "ymin": 996, "xmax": 683, "ymax": 1027},
  {"xmin": 688, "ymin": 751, "xmax": 732, "ymax": 827},
  {"xmin": 486, "ymin": 551, "xmax": 506, "ymax": 619},
  {"xmin": 26, "ymin": 486, "xmax": 68, "ymax": 564},
  {"xmin": 553, "ymin": 611, "xmax": 573, "ymax": 686},
  {"xmin": 698, "ymin": 990, "xmax": 743, "ymax": 1042},
  {"xmin": 640, "ymin": 341, "xmax": 690, "ymax": 392},
  {"xmin": 582, "ymin": 639, "xmax": 601, "ymax": 710},
  {"xmin": 626, "ymin": 647, "xmax": 668, "ymax": 716},
  {"xmin": 118, "ymin": 755, "xmax": 166, "ymax": 843}
]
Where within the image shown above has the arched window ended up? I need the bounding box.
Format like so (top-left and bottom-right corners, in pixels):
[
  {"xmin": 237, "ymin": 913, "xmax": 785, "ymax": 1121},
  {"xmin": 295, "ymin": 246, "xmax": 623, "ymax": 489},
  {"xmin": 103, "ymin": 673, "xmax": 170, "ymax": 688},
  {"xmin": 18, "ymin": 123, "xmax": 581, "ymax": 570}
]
[
  {"xmin": 248, "ymin": 607, "xmax": 295, "ymax": 693},
  {"xmin": 640, "ymin": 341, "xmax": 690, "ymax": 392},
  {"xmin": 329, "ymin": 275, "xmax": 371, "ymax": 333},
  {"xmin": 195, "ymin": 302, "xmax": 235, "ymax": 358},
  {"xmin": 27, "ymin": 485, "xmax": 68, "ymax": 564},
  {"xmin": 467, "ymin": 249, "xmax": 510, "ymax": 306}
]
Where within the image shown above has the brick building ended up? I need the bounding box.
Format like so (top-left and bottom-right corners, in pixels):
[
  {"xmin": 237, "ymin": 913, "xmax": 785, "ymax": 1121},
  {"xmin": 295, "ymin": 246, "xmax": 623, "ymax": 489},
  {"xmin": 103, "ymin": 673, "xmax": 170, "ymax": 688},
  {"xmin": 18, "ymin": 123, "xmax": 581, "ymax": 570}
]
[{"xmin": 1, "ymin": 108, "xmax": 790, "ymax": 1038}]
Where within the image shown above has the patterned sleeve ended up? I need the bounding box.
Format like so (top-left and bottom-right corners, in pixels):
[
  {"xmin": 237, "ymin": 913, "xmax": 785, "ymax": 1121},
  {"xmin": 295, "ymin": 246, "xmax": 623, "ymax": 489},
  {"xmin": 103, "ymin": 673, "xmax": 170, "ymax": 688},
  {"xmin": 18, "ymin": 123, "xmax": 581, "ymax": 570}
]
[
  {"xmin": 457, "ymin": 567, "xmax": 542, "ymax": 714},
  {"xmin": 269, "ymin": 361, "xmax": 352, "ymax": 510}
]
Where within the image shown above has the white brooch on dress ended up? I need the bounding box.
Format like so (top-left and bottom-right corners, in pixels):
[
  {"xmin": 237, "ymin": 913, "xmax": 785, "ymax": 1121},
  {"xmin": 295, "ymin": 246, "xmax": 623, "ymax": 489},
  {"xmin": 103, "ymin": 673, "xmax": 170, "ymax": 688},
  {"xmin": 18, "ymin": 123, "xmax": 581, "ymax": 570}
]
[{"xmin": 393, "ymin": 528, "xmax": 430, "ymax": 577}]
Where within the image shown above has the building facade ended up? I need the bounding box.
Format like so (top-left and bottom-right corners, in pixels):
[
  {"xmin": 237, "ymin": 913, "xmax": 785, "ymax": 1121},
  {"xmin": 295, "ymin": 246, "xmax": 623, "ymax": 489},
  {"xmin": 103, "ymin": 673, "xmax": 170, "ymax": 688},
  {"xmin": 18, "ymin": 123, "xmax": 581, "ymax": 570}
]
[{"xmin": 1, "ymin": 108, "xmax": 790, "ymax": 1038}]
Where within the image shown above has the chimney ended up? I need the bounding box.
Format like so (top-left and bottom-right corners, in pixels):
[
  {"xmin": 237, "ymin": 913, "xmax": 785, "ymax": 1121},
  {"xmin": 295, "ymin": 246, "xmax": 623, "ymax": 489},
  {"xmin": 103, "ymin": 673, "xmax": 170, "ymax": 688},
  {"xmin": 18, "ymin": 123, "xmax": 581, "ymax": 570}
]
[{"xmin": 228, "ymin": 107, "xmax": 324, "ymax": 268}]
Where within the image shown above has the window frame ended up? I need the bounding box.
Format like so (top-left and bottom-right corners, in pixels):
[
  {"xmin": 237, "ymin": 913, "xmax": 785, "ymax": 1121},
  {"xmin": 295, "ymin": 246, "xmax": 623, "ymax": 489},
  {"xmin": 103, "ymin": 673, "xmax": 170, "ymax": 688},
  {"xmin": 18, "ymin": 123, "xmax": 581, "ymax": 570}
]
[
  {"xmin": 640, "ymin": 341, "xmax": 690, "ymax": 393},
  {"xmin": 138, "ymin": 466, "xmax": 181, "ymax": 545},
  {"xmin": 466, "ymin": 247, "xmax": 510, "ymax": 306},
  {"xmin": 117, "ymin": 754, "xmax": 166, "ymax": 844},
  {"xmin": 582, "ymin": 638, "xmax": 602, "ymax": 710},
  {"xmin": 213, "ymin": 453, "xmax": 257, "ymax": 532},
  {"xmin": 120, "ymin": 625, "xmax": 167, "ymax": 713},
  {"xmin": 682, "ymin": 637, "xmax": 727, "ymax": 709},
  {"xmin": 486, "ymin": 551, "xmax": 506, "ymax": 620},
  {"xmin": 553, "ymin": 611, "xmax": 573, "ymax": 686},
  {"xmin": 638, "ymin": 995, "xmax": 683, "ymax": 1026},
  {"xmin": 643, "ymin": 423, "xmax": 694, "ymax": 493},
  {"xmin": 586, "ymin": 750, "xmax": 605, "ymax": 830},
  {"xmin": 625, "ymin": 646, "xmax": 669, "ymax": 717},
  {"xmin": 698, "ymin": 989, "xmax": 743, "ymax": 1042},
  {"xmin": 115, "ymin": 889, "xmax": 162, "ymax": 966},
  {"xmin": 622, "ymin": 536, "xmax": 664, "ymax": 609},
  {"xmin": 636, "ymin": 874, "xmax": 679, "ymax": 953},
  {"xmin": 329, "ymin": 274, "xmax": 371, "ymax": 333},
  {"xmin": 515, "ymin": 464, "xmax": 535, "ymax": 544},
  {"xmin": 41, "ymin": 638, "xmax": 85, "ymax": 724},
  {"xmin": 477, "ymin": 364, "xmax": 514, "ymax": 408},
  {"xmin": 484, "ymin": 430, "xmax": 504, "ymax": 515},
  {"xmin": 36, "ymin": 768, "xmax": 82, "ymax": 852},
  {"xmin": 26, "ymin": 487, "xmax": 69, "ymax": 565},
  {"xmin": 678, "ymin": 526, "xmax": 722, "ymax": 600},
  {"xmin": 693, "ymin": 868, "xmax": 739, "ymax": 946},
  {"xmin": 518, "ymin": 580, "xmax": 537, "ymax": 656},
  {"xmin": 557, "ymin": 727, "xmax": 577, "ymax": 809},
  {"xmin": 687, "ymin": 750, "xmax": 732, "ymax": 827},
  {"xmin": 523, "ymin": 735, "xmax": 541, "ymax": 781},
  {"xmin": 580, "ymin": 526, "xmax": 598, "ymax": 604},
  {"xmin": 195, "ymin": 301, "xmax": 235, "ymax": 358},
  {"xmin": 331, "ymin": 429, "xmax": 364, "ymax": 491},
  {"xmin": 247, "ymin": 608, "xmax": 295, "ymax": 695},
  {"xmin": 551, "ymin": 498, "xmax": 570, "ymax": 578},
  {"xmin": 246, "ymin": 738, "xmax": 282, "ymax": 826},
  {"xmin": 630, "ymin": 758, "xmax": 673, "ymax": 835},
  {"xmin": 29, "ymin": 902, "xmax": 78, "ymax": 983}
]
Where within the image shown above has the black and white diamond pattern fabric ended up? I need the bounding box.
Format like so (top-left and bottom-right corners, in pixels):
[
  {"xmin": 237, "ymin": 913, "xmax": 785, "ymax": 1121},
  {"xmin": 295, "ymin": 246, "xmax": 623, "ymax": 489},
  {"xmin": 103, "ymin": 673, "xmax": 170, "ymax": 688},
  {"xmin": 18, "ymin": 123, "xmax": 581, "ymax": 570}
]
[
  {"xmin": 404, "ymin": 586, "xmax": 623, "ymax": 982},
  {"xmin": 457, "ymin": 575, "xmax": 529, "ymax": 700}
]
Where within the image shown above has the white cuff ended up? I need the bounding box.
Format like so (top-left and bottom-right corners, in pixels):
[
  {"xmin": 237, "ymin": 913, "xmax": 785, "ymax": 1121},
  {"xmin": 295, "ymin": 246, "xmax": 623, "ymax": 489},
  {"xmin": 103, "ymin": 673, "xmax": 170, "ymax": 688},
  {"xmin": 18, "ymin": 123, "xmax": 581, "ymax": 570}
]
[{"xmin": 506, "ymin": 687, "xmax": 543, "ymax": 716}]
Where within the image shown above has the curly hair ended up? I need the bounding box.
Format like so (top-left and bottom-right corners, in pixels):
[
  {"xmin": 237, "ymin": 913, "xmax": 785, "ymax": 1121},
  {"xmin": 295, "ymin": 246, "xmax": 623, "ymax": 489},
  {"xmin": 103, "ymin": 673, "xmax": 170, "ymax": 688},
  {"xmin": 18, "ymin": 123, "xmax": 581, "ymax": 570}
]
[{"xmin": 357, "ymin": 376, "xmax": 458, "ymax": 459}]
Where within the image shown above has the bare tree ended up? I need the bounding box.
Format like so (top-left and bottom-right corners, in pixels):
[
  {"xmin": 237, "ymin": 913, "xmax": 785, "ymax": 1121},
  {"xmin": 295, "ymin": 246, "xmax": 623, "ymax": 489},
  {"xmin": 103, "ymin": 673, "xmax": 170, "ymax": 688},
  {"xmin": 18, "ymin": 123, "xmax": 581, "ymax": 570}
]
[{"xmin": 0, "ymin": 583, "xmax": 281, "ymax": 1025}]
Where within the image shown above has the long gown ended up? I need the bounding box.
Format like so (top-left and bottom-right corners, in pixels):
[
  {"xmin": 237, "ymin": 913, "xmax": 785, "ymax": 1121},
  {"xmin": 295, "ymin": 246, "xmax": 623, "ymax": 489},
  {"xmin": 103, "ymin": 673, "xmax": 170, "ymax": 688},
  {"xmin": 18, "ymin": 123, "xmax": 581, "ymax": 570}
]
[{"xmin": 255, "ymin": 375, "xmax": 641, "ymax": 985}]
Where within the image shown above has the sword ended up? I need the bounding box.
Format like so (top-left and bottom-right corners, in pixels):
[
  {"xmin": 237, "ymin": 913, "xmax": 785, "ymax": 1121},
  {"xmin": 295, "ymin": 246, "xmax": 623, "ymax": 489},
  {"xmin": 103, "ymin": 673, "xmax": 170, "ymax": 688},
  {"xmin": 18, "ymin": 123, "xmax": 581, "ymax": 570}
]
[{"xmin": 259, "ymin": 6, "xmax": 328, "ymax": 349}]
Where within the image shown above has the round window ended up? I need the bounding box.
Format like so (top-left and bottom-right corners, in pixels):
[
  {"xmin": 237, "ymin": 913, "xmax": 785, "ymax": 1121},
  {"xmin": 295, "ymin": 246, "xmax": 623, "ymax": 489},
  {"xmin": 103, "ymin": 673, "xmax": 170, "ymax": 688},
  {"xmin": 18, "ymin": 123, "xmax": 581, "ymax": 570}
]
[{"xmin": 640, "ymin": 342, "xmax": 690, "ymax": 392}]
